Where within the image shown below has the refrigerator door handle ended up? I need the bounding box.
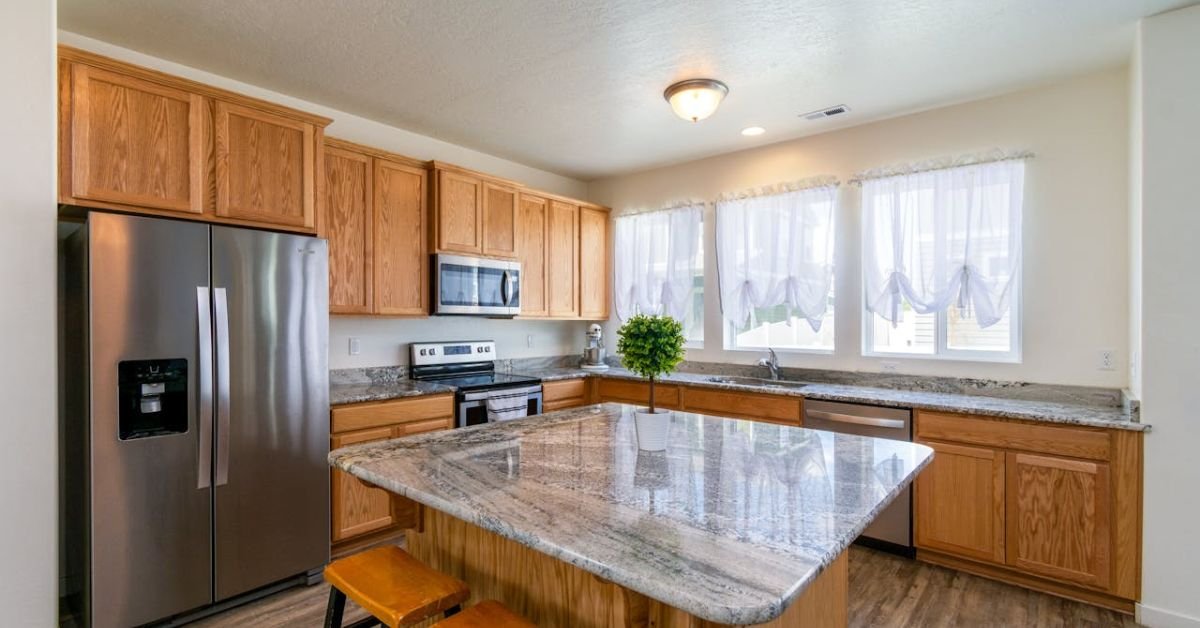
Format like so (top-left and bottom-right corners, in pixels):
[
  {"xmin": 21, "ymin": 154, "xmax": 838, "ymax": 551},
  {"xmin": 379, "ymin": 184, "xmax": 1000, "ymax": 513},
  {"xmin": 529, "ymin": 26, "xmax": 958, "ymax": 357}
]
[
  {"xmin": 196, "ymin": 287, "xmax": 213, "ymax": 490},
  {"xmin": 214, "ymin": 287, "xmax": 231, "ymax": 487}
]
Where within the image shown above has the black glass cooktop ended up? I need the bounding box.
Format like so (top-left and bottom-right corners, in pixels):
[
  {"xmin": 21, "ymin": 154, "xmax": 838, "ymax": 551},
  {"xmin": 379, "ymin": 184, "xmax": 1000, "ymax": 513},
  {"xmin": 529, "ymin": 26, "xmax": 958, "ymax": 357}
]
[{"xmin": 420, "ymin": 372, "xmax": 541, "ymax": 393}]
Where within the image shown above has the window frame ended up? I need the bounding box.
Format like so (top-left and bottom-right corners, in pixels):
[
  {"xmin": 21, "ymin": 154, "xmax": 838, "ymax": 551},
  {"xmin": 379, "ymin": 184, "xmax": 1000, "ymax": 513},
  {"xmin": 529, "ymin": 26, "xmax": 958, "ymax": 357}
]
[
  {"xmin": 860, "ymin": 278, "xmax": 1022, "ymax": 363},
  {"xmin": 722, "ymin": 304, "xmax": 836, "ymax": 355}
]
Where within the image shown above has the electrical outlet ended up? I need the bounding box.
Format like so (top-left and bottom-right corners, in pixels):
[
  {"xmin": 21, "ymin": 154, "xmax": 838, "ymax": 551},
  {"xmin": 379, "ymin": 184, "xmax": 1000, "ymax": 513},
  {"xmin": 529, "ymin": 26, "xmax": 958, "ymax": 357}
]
[
  {"xmin": 880, "ymin": 361, "xmax": 899, "ymax": 373},
  {"xmin": 1098, "ymin": 349, "xmax": 1115, "ymax": 371},
  {"xmin": 348, "ymin": 337, "xmax": 361, "ymax": 356},
  {"xmin": 526, "ymin": 334, "xmax": 534, "ymax": 348}
]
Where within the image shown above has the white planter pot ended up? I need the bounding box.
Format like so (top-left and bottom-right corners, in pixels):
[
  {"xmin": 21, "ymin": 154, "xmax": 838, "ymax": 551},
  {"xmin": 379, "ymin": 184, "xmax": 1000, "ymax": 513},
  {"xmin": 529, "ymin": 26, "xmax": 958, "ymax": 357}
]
[{"xmin": 634, "ymin": 408, "xmax": 671, "ymax": 451}]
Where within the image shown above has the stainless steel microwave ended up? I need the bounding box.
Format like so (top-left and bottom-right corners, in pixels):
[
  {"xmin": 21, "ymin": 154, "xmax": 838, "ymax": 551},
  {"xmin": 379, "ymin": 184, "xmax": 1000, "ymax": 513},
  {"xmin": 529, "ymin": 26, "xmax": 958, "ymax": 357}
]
[{"xmin": 432, "ymin": 253, "xmax": 521, "ymax": 316}]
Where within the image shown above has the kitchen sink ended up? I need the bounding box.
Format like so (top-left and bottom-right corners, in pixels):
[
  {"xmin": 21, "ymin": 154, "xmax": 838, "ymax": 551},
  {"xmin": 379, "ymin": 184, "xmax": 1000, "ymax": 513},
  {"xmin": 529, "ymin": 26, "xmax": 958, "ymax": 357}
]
[{"xmin": 704, "ymin": 375, "xmax": 808, "ymax": 390}]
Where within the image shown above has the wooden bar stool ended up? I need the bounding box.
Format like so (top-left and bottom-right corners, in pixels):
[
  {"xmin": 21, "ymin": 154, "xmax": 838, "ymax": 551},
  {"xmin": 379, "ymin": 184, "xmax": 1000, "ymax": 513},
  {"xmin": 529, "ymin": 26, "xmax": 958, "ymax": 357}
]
[
  {"xmin": 323, "ymin": 545, "xmax": 470, "ymax": 628},
  {"xmin": 432, "ymin": 600, "xmax": 536, "ymax": 628}
]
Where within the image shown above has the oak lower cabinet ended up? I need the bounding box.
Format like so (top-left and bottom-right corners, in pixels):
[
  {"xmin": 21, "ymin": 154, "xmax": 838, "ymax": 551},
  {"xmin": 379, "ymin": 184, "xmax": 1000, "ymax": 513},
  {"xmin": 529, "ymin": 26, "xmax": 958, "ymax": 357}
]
[
  {"xmin": 596, "ymin": 379, "xmax": 681, "ymax": 410},
  {"xmin": 914, "ymin": 440, "xmax": 1006, "ymax": 564},
  {"xmin": 914, "ymin": 410, "xmax": 1142, "ymax": 613},
  {"xmin": 58, "ymin": 46, "xmax": 329, "ymax": 233},
  {"xmin": 1006, "ymin": 452, "xmax": 1112, "ymax": 589},
  {"xmin": 681, "ymin": 387, "xmax": 802, "ymax": 425},
  {"xmin": 329, "ymin": 394, "xmax": 454, "ymax": 551},
  {"xmin": 323, "ymin": 138, "xmax": 428, "ymax": 316},
  {"xmin": 542, "ymin": 378, "xmax": 591, "ymax": 411}
]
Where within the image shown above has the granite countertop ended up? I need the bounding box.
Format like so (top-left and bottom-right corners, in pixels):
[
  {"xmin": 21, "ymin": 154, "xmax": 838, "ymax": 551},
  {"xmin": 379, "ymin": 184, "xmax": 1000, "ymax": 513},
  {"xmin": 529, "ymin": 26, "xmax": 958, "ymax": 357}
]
[
  {"xmin": 517, "ymin": 366, "xmax": 1148, "ymax": 432},
  {"xmin": 329, "ymin": 403, "xmax": 934, "ymax": 625},
  {"xmin": 329, "ymin": 379, "xmax": 455, "ymax": 405}
]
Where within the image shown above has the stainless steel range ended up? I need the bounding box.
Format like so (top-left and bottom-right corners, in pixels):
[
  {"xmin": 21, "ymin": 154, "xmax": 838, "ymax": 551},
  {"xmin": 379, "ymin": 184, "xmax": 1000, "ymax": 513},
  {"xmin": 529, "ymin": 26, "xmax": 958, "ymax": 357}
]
[{"xmin": 410, "ymin": 341, "xmax": 542, "ymax": 427}]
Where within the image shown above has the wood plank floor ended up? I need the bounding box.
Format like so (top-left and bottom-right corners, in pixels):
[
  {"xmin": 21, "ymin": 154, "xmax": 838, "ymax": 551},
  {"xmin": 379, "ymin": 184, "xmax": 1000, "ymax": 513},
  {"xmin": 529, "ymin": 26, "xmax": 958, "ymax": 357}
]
[{"xmin": 191, "ymin": 546, "xmax": 1142, "ymax": 627}]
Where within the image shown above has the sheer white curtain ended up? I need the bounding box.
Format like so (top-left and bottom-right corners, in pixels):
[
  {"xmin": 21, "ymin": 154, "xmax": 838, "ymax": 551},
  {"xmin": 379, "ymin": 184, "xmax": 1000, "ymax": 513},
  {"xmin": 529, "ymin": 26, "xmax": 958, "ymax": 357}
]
[
  {"xmin": 862, "ymin": 158, "xmax": 1024, "ymax": 328},
  {"xmin": 612, "ymin": 205, "xmax": 703, "ymax": 326},
  {"xmin": 716, "ymin": 185, "xmax": 838, "ymax": 332}
]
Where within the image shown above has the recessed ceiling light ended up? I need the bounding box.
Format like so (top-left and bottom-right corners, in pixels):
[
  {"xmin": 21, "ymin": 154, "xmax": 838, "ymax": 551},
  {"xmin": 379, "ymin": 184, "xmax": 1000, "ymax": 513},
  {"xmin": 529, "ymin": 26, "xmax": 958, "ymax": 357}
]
[
  {"xmin": 663, "ymin": 79, "xmax": 729, "ymax": 122},
  {"xmin": 741, "ymin": 126, "xmax": 766, "ymax": 137}
]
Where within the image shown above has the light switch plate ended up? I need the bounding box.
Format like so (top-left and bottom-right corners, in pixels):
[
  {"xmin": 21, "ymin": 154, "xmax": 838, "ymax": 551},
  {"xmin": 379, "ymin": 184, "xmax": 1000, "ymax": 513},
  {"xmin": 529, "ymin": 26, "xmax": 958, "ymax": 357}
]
[{"xmin": 348, "ymin": 337, "xmax": 361, "ymax": 356}]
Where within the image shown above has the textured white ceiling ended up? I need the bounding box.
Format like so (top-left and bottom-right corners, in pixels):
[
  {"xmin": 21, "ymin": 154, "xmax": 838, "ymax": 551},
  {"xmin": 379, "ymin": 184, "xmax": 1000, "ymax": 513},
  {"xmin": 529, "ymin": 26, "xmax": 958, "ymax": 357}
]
[{"xmin": 58, "ymin": 0, "xmax": 1190, "ymax": 180}]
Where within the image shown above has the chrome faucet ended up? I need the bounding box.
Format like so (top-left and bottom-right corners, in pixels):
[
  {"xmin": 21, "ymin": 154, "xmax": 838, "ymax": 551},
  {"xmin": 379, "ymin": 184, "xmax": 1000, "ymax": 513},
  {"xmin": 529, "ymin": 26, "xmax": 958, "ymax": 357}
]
[{"xmin": 757, "ymin": 348, "xmax": 781, "ymax": 380}]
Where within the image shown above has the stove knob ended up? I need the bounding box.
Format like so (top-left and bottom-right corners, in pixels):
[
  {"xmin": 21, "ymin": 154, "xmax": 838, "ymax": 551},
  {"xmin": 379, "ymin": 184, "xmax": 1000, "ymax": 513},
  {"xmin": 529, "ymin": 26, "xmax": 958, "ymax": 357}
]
[
  {"xmin": 485, "ymin": 346, "xmax": 491, "ymax": 352},
  {"xmin": 429, "ymin": 348, "xmax": 436, "ymax": 355},
  {"xmin": 419, "ymin": 349, "xmax": 427, "ymax": 356},
  {"xmin": 476, "ymin": 347, "xmax": 483, "ymax": 353}
]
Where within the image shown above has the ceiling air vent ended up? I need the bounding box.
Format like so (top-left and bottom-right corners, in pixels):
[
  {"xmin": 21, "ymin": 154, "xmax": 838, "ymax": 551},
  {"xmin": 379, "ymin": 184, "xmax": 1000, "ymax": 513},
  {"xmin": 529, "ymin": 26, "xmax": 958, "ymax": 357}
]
[{"xmin": 802, "ymin": 105, "xmax": 850, "ymax": 121}]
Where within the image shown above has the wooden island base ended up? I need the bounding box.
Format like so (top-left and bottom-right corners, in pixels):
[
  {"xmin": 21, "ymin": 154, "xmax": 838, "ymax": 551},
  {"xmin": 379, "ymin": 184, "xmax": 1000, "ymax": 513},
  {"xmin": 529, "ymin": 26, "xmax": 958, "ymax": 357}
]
[{"xmin": 405, "ymin": 506, "xmax": 848, "ymax": 628}]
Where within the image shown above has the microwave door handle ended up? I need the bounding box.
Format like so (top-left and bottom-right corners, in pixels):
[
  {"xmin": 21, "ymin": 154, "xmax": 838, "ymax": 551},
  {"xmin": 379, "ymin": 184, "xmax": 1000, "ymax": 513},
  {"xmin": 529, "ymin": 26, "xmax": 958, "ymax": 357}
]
[{"xmin": 500, "ymin": 270, "xmax": 511, "ymax": 304}]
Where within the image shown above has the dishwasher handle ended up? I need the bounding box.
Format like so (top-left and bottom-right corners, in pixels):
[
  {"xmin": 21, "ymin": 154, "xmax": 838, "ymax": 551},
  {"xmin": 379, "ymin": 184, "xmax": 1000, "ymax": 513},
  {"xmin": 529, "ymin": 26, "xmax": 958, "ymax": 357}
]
[{"xmin": 806, "ymin": 409, "xmax": 907, "ymax": 430}]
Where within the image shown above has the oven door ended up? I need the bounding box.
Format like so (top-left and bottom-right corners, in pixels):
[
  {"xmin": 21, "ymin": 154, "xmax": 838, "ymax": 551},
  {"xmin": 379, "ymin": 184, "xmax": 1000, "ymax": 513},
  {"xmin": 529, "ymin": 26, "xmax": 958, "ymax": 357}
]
[
  {"xmin": 457, "ymin": 386, "xmax": 543, "ymax": 428},
  {"xmin": 434, "ymin": 254, "xmax": 521, "ymax": 316}
]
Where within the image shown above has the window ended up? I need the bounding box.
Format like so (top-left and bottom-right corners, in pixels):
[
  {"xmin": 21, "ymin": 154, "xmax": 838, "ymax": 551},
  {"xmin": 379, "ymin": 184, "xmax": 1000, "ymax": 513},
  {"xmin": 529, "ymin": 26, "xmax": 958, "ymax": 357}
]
[
  {"xmin": 716, "ymin": 184, "xmax": 838, "ymax": 352},
  {"xmin": 861, "ymin": 158, "xmax": 1024, "ymax": 361},
  {"xmin": 726, "ymin": 299, "xmax": 835, "ymax": 352},
  {"xmin": 612, "ymin": 205, "xmax": 704, "ymax": 342}
]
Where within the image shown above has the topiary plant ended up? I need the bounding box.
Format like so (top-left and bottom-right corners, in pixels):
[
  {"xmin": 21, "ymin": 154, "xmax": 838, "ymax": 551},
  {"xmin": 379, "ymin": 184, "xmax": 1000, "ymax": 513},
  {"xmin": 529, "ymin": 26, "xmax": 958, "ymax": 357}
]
[{"xmin": 616, "ymin": 314, "xmax": 686, "ymax": 413}]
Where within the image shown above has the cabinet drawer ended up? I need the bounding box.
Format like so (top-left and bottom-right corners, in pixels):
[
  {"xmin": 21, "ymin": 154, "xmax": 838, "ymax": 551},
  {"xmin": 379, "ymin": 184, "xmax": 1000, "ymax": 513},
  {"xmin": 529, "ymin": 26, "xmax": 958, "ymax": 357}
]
[
  {"xmin": 543, "ymin": 378, "xmax": 589, "ymax": 410},
  {"xmin": 596, "ymin": 379, "xmax": 680, "ymax": 409},
  {"xmin": 683, "ymin": 386, "xmax": 802, "ymax": 425},
  {"xmin": 332, "ymin": 394, "xmax": 454, "ymax": 433},
  {"xmin": 396, "ymin": 418, "xmax": 453, "ymax": 436},
  {"xmin": 917, "ymin": 411, "xmax": 1111, "ymax": 461}
]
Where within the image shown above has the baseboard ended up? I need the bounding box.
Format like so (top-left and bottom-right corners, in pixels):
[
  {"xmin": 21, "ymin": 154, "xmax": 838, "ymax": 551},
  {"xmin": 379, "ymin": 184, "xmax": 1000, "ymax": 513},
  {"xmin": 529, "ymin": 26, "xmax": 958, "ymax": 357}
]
[{"xmin": 1138, "ymin": 604, "xmax": 1200, "ymax": 628}]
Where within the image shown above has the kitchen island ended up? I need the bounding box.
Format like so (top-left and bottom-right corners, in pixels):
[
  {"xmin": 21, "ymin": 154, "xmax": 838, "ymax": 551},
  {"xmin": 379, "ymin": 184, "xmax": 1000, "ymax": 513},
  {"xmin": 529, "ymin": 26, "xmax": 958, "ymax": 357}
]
[{"xmin": 329, "ymin": 403, "xmax": 934, "ymax": 627}]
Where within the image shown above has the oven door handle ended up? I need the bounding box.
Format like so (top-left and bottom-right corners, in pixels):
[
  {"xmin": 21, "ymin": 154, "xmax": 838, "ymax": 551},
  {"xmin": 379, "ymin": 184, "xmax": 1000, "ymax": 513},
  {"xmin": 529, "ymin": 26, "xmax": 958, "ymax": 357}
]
[{"xmin": 461, "ymin": 385, "xmax": 543, "ymax": 402}]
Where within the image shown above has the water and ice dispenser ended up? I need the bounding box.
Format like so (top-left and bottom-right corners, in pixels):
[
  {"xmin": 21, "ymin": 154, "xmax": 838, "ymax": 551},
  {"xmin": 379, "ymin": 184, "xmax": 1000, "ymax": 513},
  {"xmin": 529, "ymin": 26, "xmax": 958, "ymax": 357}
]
[{"xmin": 117, "ymin": 359, "xmax": 188, "ymax": 440}]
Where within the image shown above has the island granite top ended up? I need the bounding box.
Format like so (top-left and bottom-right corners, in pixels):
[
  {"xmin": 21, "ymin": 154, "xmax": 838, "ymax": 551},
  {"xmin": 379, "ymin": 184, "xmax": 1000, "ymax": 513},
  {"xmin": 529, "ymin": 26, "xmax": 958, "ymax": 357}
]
[{"xmin": 329, "ymin": 403, "xmax": 933, "ymax": 625}]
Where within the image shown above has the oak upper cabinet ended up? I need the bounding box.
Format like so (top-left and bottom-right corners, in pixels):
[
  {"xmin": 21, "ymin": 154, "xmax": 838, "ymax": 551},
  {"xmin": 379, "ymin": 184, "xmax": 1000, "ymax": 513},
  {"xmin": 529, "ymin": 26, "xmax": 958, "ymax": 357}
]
[
  {"xmin": 214, "ymin": 102, "xmax": 317, "ymax": 230},
  {"xmin": 433, "ymin": 167, "xmax": 483, "ymax": 254},
  {"xmin": 517, "ymin": 194, "xmax": 550, "ymax": 317},
  {"xmin": 373, "ymin": 159, "xmax": 428, "ymax": 315},
  {"xmin": 1005, "ymin": 453, "xmax": 1112, "ymax": 589},
  {"xmin": 578, "ymin": 205, "xmax": 610, "ymax": 320},
  {"xmin": 322, "ymin": 138, "xmax": 427, "ymax": 317},
  {"xmin": 914, "ymin": 440, "xmax": 1006, "ymax": 564},
  {"xmin": 63, "ymin": 62, "xmax": 205, "ymax": 215},
  {"xmin": 482, "ymin": 181, "xmax": 519, "ymax": 258},
  {"xmin": 58, "ymin": 47, "xmax": 330, "ymax": 233},
  {"xmin": 547, "ymin": 199, "xmax": 580, "ymax": 317},
  {"xmin": 330, "ymin": 427, "xmax": 395, "ymax": 542},
  {"xmin": 324, "ymin": 144, "xmax": 373, "ymax": 314}
]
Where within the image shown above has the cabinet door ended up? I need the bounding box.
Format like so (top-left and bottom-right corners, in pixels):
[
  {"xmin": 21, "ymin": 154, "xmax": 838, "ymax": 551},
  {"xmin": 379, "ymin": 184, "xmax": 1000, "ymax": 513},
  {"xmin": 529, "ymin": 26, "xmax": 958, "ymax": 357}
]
[
  {"xmin": 543, "ymin": 379, "xmax": 589, "ymax": 411},
  {"xmin": 682, "ymin": 387, "xmax": 801, "ymax": 425},
  {"xmin": 324, "ymin": 146, "xmax": 373, "ymax": 314},
  {"xmin": 215, "ymin": 101, "xmax": 316, "ymax": 230},
  {"xmin": 1006, "ymin": 453, "xmax": 1112, "ymax": 589},
  {"xmin": 374, "ymin": 159, "xmax": 428, "ymax": 315},
  {"xmin": 436, "ymin": 169, "xmax": 482, "ymax": 254},
  {"xmin": 331, "ymin": 427, "xmax": 394, "ymax": 542},
  {"xmin": 68, "ymin": 63, "xmax": 205, "ymax": 214},
  {"xmin": 547, "ymin": 200, "xmax": 580, "ymax": 317},
  {"xmin": 579, "ymin": 207, "xmax": 610, "ymax": 320},
  {"xmin": 482, "ymin": 181, "xmax": 518, "ymax": 258},
  {"xmin": 914, "ymin": 440, "xmax": 1006, "ymax": 564},
  {"xmin": 596, "ymin": 379, "xmax": 681, "ymax": 410},
  {"xmin": 517, "ymin": 194, "xmax": 549, "ymax": 316}
]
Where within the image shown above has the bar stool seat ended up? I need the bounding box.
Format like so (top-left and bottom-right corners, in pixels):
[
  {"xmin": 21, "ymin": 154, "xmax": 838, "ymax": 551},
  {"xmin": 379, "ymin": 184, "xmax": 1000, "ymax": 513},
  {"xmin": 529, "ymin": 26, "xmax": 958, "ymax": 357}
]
[
  {"xmin": 323, "ymin": 546, "xmax": 470, "ymax": 628},
  {"xmin": 432, "ymin": 600, "xmax": 536, "ymax": 628}
]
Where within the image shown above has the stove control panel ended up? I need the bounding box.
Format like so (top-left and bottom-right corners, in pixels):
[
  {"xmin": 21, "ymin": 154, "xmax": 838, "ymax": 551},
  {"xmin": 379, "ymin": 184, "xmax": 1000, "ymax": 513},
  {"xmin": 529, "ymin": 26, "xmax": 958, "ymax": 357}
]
[{"xmin": 411, "ymin": 340, "xmax": 496, "ymax": 366}]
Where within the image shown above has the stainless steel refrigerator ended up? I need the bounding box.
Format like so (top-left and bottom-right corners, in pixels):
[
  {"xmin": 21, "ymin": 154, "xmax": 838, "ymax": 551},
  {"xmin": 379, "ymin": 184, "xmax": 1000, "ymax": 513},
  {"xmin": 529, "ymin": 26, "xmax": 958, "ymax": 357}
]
[{"xmin": 61, "ymin": 211, "xmax": 330, "ymax": 627}]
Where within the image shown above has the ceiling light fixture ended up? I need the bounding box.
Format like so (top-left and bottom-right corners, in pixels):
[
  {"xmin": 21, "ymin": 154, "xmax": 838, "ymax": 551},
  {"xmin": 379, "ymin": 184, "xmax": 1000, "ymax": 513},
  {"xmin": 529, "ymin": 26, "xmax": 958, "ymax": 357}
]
[
  {"xmin": 664, "ymin": 79, "xmax": 729, "ymax": 122},
  {"xmin": 741, "ymin": 126, "xmax": 765, "ymax": 137}
]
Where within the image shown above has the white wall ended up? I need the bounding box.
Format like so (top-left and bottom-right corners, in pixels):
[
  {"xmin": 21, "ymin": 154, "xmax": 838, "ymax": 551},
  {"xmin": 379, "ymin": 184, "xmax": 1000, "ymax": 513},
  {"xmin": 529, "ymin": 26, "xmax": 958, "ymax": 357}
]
[
  {"xmin": 590, "ymin": 69, "xmax": 1131, "ymax": 388},
  {"xmin": 1133, "ymin": 6, "xmax": 1200, "ymax": 627},
  {"xmin": 59, "ymin": 32, "xmax": 591, "ymax": 368},
  {"xmin": 0, "ymin": 1, "xmax": 58, "ymax": 624}
]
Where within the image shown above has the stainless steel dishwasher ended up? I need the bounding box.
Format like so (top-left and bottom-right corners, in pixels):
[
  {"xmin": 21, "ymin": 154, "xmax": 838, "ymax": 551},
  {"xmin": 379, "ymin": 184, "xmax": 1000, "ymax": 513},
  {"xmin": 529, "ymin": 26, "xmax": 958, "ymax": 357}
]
[{"xmin": 804, "ymin": 399, "xmax": 914, "ymax": 556}]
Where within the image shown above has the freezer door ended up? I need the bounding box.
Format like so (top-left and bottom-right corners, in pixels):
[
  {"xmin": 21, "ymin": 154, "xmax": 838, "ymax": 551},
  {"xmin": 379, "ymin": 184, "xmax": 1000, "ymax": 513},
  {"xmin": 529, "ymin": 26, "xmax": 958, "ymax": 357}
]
[
  {"xmin": 87, "ymin": 213, "xmax": 213, "ymax": 627},
  {"xmin": 211, "ymin": 226, "xmax": 330, "ymax": 600}
]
